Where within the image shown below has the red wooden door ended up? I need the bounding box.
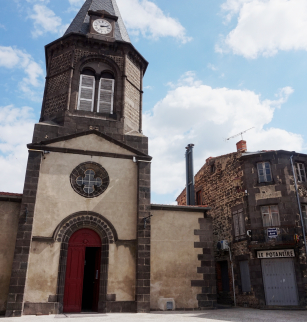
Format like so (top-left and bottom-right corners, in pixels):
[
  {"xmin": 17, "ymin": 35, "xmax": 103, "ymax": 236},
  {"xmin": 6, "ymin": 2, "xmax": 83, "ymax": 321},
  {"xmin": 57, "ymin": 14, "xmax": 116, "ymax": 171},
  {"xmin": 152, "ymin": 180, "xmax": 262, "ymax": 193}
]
[
  {"xmin": 63, "ymin": 229, "xmax": 101, "ymax": 313},
  {"xmin": 63, "ymin": 246, "xmax": 85, "ymax": 312}
]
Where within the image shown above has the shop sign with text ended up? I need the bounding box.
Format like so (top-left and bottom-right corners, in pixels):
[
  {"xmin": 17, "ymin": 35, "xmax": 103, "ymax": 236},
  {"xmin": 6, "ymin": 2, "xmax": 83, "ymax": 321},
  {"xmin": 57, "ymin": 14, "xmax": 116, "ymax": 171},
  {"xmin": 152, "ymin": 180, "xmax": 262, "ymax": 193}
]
[{"xmin": 257, "ymin": 249, "xmax": 295, "ymax": 259}]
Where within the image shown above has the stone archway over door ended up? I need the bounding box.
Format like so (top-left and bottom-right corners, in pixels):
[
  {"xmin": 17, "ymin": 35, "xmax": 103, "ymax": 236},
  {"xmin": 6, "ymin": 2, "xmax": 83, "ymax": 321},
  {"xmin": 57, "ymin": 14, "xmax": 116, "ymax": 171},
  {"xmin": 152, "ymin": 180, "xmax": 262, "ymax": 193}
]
[
  {"xmin": 63, "ymin": 229, "xmax": 101, "ymax": 313},
  {"xmin": 55, "ymin": 211, "xmax": 117, "ymax": 314}
]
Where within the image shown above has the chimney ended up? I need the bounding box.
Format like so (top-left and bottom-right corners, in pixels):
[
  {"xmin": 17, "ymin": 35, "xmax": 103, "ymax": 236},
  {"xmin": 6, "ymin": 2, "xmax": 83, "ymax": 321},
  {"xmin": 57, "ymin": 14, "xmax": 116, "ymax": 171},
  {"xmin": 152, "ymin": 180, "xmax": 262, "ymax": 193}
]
[
  {"xmin": 185, "ymin": 144, "xmax": 195, "ymax": 206},
  {"xmin": 236, "ymin": 140, "xmax": 247, "ymax": 152}
]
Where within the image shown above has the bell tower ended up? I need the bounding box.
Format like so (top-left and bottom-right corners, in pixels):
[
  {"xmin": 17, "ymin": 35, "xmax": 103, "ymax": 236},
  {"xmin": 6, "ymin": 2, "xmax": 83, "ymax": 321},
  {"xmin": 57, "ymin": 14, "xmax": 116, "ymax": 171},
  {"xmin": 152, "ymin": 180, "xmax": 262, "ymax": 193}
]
[
  {"xmin": 6, "ymin": 0, "xmax": 152, "ymax": 317},
  {"xmin": 36, "ymin": 0, "xmax": 148, "ymax": 145}
]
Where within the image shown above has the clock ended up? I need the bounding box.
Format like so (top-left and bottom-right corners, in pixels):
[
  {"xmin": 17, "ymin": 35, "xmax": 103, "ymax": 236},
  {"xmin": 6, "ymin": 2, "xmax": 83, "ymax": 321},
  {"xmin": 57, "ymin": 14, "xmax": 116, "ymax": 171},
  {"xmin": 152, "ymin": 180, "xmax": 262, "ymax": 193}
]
[{"xmin": 93, "ymin": 19, "xmax": 112, "ymax": 35}]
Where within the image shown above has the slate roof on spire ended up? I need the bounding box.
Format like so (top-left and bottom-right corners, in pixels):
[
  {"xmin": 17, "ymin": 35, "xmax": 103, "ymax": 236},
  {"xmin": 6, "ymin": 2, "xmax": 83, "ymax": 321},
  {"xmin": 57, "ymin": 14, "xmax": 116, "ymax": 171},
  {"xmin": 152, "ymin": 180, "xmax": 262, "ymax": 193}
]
[{"xmin": 64, "ymin": 0, "xmax": 131, "ymax": 43}]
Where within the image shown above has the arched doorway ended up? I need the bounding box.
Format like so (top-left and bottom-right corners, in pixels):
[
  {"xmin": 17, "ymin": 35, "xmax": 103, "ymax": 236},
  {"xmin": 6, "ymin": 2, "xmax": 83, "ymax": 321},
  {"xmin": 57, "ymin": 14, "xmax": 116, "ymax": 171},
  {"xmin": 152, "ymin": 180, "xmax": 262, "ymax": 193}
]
[{"xmin": 63, "ymin": 229, "xmax": 101, "ymax": 313}]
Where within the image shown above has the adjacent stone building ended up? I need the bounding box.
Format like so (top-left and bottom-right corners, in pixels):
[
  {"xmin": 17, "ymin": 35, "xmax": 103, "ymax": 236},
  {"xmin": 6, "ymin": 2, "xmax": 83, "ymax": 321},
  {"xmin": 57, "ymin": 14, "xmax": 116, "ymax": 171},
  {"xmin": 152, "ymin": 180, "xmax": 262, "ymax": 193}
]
[
  {"xmin": 0, "ymin": 0, "xmax": 216, "ymax": 316},
  {"xmin": 177, "ymin": 140, "xmax": 307, "ymax": 308}
]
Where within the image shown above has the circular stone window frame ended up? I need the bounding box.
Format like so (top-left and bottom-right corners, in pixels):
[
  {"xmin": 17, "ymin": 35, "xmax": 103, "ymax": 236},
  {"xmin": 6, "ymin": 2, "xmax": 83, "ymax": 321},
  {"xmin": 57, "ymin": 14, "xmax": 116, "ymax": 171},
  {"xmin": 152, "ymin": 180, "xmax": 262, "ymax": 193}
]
[{"xmin": 70, "ymin": 161, "xmax": 110, "ymax": 198}]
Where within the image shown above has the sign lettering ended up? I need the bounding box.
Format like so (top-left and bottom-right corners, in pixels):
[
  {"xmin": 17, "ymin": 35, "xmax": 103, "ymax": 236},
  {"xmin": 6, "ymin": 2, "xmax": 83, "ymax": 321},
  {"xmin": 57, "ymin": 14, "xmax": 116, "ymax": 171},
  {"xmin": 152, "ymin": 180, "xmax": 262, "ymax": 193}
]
[{"xmin": 257, "ymin": 249, "xmax": 295, "ymax": 259}]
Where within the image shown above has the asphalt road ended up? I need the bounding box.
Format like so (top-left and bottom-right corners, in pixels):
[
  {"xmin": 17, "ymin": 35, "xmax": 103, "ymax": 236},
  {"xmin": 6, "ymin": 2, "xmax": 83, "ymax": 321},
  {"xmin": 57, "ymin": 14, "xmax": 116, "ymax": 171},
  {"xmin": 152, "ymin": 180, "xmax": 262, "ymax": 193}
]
[{"xmin": 1, "ymin": 308, "xmax": 306, "ymax": 322}]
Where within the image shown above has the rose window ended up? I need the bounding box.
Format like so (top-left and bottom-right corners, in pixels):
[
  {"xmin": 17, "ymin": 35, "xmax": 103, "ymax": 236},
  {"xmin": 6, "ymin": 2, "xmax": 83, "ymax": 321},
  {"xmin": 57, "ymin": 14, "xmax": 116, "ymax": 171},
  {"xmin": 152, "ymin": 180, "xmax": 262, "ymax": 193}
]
[{"xmin": 70, "ymin": 162, "xmax": 109, "ymax": 198}]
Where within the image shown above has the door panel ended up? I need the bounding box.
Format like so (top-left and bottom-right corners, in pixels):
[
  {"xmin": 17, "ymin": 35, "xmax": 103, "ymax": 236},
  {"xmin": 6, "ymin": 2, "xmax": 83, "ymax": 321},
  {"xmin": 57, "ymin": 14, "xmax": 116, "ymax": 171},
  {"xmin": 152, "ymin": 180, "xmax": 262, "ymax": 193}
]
[
  {"xmin": 64, "ymin": 246, "xmax": 85, "ymax": 312},
  {"xmin": 92, "ymin": 248, "xmax": 101, "ymax": 311},
  {"xmin": 261, "ymin": 258, "xmax": 298, "ymax": 306}
]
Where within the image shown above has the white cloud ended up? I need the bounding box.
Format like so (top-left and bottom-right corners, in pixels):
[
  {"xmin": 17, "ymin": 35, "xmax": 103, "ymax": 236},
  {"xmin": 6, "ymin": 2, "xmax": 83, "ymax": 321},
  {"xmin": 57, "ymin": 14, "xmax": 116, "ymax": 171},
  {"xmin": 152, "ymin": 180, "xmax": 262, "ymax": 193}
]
[
  {"xmin": 0, "ymin": 105, "xmax": 35, "ymax": 193},
  {"xmin": 143, "ymin": 72, "xmax": 303, "ymax": 198},
  {"xmin": 68, "ymin": 0, "xmax": 84, "ymax": 6},
  {"xmin": 117, "ymin": 0, "xmax": 191, "ymax": 43},
  {"xmin": 218, "ymin": 0, "xmax": 307, "ymax": 58},
  {"xmin": 207, "ymin": 63, "xmax": 218, "ymax": 71},
  {"xmin": 0, "ymin": 46, "xmax": 44, "ymax": 100},
  {"xmin": 29, "ymin": 4, "xmax": 63, "ymax": 37}
]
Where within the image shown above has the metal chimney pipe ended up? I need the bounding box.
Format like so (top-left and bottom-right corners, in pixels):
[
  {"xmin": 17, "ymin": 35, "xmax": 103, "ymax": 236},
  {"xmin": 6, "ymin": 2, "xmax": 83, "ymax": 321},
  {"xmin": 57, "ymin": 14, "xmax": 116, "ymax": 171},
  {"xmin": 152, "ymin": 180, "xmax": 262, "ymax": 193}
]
[{"xmin": 185, "ymin": 144, "xmax": 195, "ymax": 206}]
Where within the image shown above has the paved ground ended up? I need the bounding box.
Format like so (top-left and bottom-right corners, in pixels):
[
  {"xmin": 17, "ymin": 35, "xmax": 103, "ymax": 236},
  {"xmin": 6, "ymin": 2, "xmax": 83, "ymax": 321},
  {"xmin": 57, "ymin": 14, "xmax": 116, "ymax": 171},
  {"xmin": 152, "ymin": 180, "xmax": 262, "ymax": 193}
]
[{"xmin": 1, "ymin": 308, "xmax": 306, "ymax": 322}]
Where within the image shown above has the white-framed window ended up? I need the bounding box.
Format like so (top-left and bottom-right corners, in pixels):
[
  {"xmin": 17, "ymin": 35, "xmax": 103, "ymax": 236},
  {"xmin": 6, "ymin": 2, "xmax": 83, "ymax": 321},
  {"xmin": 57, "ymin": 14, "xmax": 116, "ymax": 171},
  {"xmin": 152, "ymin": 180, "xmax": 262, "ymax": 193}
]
[
  {"xmin": 261, "ymin": 205, "xmax": 280, "ymax": 227},
  {"xmin": 257, "ymin": 162, "xmax": 272, "ymax": 183},
  {"xmin": 97, "ymin": 78, "xmax": 115, "ymax": 114},
  {"xmin": 233, "ymin": 209, "xmax": 245, "ymax": 237},
  {"xmin": 301, "ymin": 204, "xmax": 307, "ymax": 230},
  {"xmin": 296, "ymin": 163, "xmax": 306, "ymax": 182},
  {"xmin": 77, "ymin": 74, "xmax": 95, "ymax": 112}
]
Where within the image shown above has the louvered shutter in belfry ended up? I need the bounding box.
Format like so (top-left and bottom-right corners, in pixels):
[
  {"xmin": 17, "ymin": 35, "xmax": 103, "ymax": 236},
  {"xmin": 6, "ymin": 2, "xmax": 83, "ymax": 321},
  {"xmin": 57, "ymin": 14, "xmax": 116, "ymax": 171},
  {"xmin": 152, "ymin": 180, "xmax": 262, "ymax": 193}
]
[
  {"xmin": 77, "ymin": 75, "xmax": 95, "ymax": 111},
  {"xmin": 98, "ymin": 78, "xmax": 115, "ymax": 114}
]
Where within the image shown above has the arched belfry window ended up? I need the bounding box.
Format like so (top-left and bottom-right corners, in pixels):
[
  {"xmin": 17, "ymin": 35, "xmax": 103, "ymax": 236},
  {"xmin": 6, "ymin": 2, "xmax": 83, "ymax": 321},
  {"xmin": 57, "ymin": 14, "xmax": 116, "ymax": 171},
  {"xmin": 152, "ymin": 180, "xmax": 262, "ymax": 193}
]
[
  {"xmin": 98, "ymin": 72, "xmax": 115, "ymax": 114},
  {"xmin": 77, "ymin": 69, "xmax": 95, "ymax": 112}
]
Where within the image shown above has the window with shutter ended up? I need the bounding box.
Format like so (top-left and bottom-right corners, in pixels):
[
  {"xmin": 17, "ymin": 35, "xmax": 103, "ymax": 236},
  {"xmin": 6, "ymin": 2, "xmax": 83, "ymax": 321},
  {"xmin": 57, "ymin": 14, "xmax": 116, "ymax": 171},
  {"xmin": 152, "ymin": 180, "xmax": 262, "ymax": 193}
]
[
  {"xmin": 296, "ymin": 163, "xmax": 306, "ymax": 182},
  {"xmin": 270, "ymin": 205, "xmax": 280, "ymax": 226},
  {"xmin": 77, "ymin": 75, "xmax": 95, "ymax": 112},
  {"xmin": 233, "ymin": 212, "xmax": 240, "ymax": 237},
  {"xmin": 98, "ymin": 78, "xmax": 115, "ymax": 114},
  {"xmin": 261, "ymin": 205, "xmax": 280, "ymax": 227},
  {"xmin": 261, "ymin": 206, "xmax": 271, "ymax": 227},
  {"xmin": 257, "ymin": 162, "xmax": 272, "ymax": 183},
  {"xmin": 239, "ymin": 261, "xmax": 251, "ymax": 292}
]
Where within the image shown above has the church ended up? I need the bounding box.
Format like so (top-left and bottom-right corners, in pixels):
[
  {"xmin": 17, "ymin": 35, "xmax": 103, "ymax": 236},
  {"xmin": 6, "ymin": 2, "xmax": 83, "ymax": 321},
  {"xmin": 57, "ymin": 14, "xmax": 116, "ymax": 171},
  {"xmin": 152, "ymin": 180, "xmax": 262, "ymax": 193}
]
[{"xmin": 0, "ymin": 0, "xmax": 216, "ymax": 316}]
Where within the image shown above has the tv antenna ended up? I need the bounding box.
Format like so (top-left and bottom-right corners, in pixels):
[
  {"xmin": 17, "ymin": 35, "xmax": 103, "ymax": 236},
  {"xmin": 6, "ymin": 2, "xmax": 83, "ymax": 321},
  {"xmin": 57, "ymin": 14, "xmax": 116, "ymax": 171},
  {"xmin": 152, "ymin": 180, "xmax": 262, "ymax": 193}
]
[{"xmin": 226, "ymin": 127, "xmax": 255, "ymax": 141}]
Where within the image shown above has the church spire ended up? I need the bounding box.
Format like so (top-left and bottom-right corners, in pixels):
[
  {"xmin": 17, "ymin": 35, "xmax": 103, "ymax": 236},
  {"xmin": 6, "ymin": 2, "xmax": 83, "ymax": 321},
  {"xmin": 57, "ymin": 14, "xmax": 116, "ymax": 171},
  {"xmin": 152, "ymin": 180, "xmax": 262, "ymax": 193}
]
[{"xmin": 64, "ymin": 0, "xmax": 131, "ymax": 43}]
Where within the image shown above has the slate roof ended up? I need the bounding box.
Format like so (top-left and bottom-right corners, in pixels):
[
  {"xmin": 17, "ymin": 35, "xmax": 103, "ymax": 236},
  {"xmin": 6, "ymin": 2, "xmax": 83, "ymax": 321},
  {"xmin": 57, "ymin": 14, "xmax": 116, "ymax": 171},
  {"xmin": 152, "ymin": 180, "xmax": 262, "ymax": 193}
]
[{"xmin": 64, "ymin": 0, "xmax": 131, "ymax": 43}]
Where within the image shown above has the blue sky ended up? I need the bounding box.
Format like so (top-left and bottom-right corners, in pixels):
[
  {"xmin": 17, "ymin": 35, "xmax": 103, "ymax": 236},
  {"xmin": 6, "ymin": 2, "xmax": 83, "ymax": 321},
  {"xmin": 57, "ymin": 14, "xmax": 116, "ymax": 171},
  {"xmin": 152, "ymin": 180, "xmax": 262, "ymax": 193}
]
[{"xmin": 0, "ymin": 0, "xmax": 307, "ymax": 204}]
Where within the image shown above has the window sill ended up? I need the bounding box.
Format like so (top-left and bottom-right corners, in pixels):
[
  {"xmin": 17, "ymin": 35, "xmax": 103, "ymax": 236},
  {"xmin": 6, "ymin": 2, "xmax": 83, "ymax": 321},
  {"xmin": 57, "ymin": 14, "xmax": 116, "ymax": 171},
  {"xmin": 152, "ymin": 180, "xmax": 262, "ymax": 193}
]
[
  {"xmin": 71, "ymin": 110, "xmax": 117, "ymax": 120},
  {"xmin": 256, "ymin": 181, "xmax": 275, "ymax": 187}
]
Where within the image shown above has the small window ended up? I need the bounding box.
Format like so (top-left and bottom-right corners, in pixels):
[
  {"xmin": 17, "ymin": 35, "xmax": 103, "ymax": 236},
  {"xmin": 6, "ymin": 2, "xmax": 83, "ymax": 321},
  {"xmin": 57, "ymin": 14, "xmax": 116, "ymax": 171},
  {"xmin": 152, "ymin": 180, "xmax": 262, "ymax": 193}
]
[
  {"xmin": 302, "ymin": 205, "xmax": 307, "ymax": 230},
  {"xmin": 233, "ymin": 209, "xmax": 245, "ymax": 237},
  {"xmin": 261, "ymin": 205, "xmax": 280, "ymax": 227},
  {"xmin": 257, "ymin": 162, "xmax": 272, "ymax": 183},
  {"xmin": 211, "ymin": 164, "xmax": 216, "ymax": 174},
  {"xmin": 296, "ymin": 163, "xmax": 306, "ymax": 182},
  {"xmin": 239, "ymin": 261, "xmax": 251, "ymax": 292},
  {"xmin": 196, "ymin": 190, "xmax": 202, "ymax": 205}
]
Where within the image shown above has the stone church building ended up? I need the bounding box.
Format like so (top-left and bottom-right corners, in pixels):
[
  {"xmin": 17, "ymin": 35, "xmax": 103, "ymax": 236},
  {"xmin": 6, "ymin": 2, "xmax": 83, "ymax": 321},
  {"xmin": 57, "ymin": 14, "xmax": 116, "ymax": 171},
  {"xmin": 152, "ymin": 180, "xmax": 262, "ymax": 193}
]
[{"xmin": 0, "ymin": 0, "xmax": 216, "ymax": 316}]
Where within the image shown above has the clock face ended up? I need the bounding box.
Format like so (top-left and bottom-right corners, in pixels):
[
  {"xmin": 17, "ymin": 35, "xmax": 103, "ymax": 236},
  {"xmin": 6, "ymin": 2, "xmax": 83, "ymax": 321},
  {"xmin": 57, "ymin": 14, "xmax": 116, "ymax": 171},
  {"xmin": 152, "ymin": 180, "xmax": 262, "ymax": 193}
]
[{"xmin": 93, "ymin": 19, "xmax": 112, "ymax": 35}]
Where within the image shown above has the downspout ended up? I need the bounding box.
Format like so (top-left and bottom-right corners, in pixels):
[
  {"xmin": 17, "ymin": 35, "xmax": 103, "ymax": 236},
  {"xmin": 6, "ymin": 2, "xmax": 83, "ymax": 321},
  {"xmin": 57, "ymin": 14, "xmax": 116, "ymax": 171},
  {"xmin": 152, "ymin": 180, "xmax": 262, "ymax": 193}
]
[
  {"xmin": 228, "ymin": 245, "xmax": 236, "ymax": 307},
  {"xmin": 290, "ymin": 155, "xmax": 307, "ymax": 257}
]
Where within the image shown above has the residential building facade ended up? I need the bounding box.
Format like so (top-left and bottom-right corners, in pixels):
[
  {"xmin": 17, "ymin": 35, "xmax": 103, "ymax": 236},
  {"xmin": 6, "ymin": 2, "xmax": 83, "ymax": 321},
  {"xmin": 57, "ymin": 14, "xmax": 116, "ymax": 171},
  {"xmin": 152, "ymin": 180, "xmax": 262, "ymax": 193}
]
[{"xmin": 177, "ymin": 140, "xmax": 307, "ymax": 308}]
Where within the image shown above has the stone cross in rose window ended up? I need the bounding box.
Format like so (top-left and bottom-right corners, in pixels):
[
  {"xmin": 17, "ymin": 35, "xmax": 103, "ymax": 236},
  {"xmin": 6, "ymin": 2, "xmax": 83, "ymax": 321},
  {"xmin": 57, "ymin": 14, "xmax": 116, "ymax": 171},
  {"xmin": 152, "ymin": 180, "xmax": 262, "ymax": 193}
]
[{"xmin": 76, "ymin": 169, "xmax": 102, "ymax": 194}]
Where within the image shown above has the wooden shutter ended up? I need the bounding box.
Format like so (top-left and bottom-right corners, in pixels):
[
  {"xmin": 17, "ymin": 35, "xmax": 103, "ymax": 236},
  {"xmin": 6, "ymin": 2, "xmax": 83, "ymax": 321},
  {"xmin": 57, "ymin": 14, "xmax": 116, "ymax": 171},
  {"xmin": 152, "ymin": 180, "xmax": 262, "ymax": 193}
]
[
  {"xmin": 98, "ymin": 78, "xmax": 115, "ymax": 114},
  {"xmin": 77, "ymin": 75, "xmax": 95, "ymax": 112},
  {"xmin": 239, "ymin": 261, "xmax": 251, "ymax": 292},
  {"xmin": 238, "ymin": 210, "xmax": 245, "ymax": 236},
  {"xmin": 233, "ymin": 212, "xmax": 240, "ymax": 237}
]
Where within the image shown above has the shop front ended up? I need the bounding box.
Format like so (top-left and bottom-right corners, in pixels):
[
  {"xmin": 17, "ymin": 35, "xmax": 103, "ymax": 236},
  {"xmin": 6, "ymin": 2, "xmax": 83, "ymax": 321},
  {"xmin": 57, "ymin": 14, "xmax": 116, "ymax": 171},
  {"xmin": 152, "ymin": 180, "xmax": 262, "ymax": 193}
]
[{"xmin": 258, "ymin": 249, "xmax": 299, "ymax": 306}]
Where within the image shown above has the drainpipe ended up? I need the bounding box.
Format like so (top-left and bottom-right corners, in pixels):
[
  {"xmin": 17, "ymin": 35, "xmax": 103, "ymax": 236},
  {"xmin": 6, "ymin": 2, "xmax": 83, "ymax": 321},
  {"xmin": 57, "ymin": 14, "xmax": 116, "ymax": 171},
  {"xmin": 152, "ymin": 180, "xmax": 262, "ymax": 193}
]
[
  {"xmin": 290, "ymin": 155, "xmax": 307, "ymax": 257},
  {"xmin": 228, "ymin": 244, "xmax": 236, "ymax": 307}
]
